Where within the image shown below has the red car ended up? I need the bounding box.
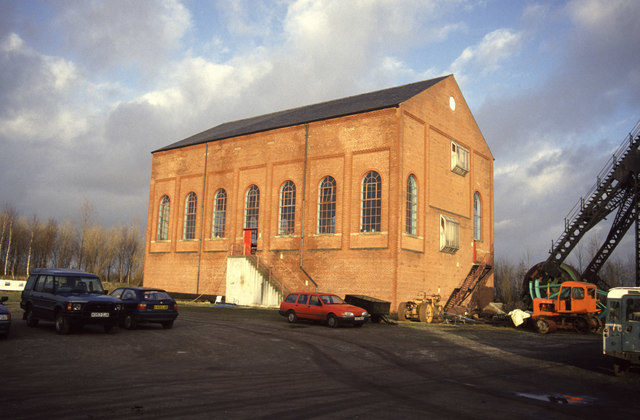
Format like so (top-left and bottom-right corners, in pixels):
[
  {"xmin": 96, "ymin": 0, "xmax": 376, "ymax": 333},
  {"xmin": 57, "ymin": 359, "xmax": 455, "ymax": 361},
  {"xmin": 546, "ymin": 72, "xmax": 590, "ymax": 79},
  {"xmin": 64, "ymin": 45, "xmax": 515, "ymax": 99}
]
[{"xmin": 279, "ymin": 292, "xmax": 370, "ymax": 328}]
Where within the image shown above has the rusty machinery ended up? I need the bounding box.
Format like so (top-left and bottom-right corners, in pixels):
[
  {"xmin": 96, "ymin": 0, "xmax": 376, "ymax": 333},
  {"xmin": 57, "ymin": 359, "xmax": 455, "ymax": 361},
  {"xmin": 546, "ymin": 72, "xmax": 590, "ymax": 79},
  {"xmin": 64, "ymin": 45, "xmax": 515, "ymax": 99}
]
[
  {"xmin": 397, "ymin": 292, "xmax": 443, "ymax": 323},
  {"xmin": 523, "ymin": 119, "xmax": 640, "ymax": 311},
  {"xmin": 531, "ymin": 281, "xmax": 602, "ymax": 334},
  {"xmin": 399, "ymin": 258, "xmax": 493, "ymax": 323}
]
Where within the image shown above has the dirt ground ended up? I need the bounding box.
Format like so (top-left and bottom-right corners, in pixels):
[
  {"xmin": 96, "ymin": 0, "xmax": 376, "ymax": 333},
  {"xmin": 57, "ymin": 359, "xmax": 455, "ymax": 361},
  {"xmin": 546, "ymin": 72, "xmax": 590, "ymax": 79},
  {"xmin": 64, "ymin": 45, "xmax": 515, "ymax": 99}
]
[{"xmin": 2, "ymin": 298, "xmax": 639, "ymax": 419}]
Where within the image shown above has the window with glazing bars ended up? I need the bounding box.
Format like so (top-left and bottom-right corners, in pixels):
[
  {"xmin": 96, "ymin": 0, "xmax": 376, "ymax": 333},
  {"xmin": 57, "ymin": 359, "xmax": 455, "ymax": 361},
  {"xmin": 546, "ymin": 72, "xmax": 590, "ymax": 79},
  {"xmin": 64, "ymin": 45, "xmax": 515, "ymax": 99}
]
[
  {"xmin": 244, "ymin": 185, "xmax": 260, "ymax": 242},
  {"xmin": 183, "ymin": 192, "xmax": 197, "ymax": 240},
  {"xmin": 406, "ymin": 175, "xmax": 417, "ymax": 235},
  {"xmin": 157, "ymin": 195, "xmax": 170, "ymax": 240},
  {"xmin": 474, "ymin": 192, "xmax": 481, "ymax": 241},
  {"xmin": 212, "ymin": 188, "xmax": 227, "ymax": 238},
  {"xmin": 279, "ymin": 181, "xmax": 296, "ymax": 235},
  {"xmin": 439, "ymin": 215, "xmax": 460, "ymax": 253},
  {"xmin": 361, "ymin": 171, "xmax": 381, "ymax": 232},
  {"xmin": 318, "ymin": 176, "xmax": 336, "ymax": 234},
  {"xmin": 451, "ymin": 141, "xmax": 469, "ymax": 176}
]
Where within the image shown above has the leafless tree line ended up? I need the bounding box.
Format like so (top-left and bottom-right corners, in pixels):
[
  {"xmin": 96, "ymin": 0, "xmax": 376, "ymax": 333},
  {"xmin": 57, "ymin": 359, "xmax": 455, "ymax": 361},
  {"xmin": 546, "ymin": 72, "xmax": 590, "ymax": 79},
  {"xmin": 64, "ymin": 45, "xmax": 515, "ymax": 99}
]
[
  {"xmin": 0, "ymin": 200, "xmax": 143, "ymax": 283},
  {"xmin": 494, "ymin": 235, "xmax": 637, "ymax": 310}
]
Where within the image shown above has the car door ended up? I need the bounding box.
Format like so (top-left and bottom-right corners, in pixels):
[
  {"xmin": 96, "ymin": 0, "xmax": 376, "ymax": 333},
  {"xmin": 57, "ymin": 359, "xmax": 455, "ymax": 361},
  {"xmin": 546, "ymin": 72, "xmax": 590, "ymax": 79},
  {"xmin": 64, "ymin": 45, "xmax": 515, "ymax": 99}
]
[
  {"xmin": 121, "ymin": 289, "xmax": 138, "ymax": 316},
  {"xmin": 295, "ymin": 294, "xmax": 310, "ymax": 320},
  {"xmin": 31, "ymin": 275, "xmax": 49, "ymax": 318},
  {"xmin": 622, "ymin": 296, "xmax": 640, "ymax": 353},
  {"xmin": 605, "ymin": 299, "xmax": 622, "ymax": 354},
  {"xmin": 307, "ymin": 295, "xmax": 324, "ymax": 320},
  {"xmin": 40, "ymin": 276, "xmax": 58, "ymax": 320}
]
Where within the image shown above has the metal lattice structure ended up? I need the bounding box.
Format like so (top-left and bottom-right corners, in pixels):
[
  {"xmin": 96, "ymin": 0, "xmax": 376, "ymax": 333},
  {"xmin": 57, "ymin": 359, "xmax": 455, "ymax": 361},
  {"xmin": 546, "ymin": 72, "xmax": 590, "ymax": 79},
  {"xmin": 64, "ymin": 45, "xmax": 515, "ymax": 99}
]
[{"xmin": 525, "ymin": 118, "xmax": 640, "ymax": 297}]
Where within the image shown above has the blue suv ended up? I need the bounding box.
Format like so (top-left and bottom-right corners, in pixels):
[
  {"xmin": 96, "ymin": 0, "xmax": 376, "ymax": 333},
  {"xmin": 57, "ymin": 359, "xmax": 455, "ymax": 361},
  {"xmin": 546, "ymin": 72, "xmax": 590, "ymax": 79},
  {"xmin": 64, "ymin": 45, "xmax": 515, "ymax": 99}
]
[{"xmin": 20, "ymin": 268, "xmax": 121, "ymax": 334}]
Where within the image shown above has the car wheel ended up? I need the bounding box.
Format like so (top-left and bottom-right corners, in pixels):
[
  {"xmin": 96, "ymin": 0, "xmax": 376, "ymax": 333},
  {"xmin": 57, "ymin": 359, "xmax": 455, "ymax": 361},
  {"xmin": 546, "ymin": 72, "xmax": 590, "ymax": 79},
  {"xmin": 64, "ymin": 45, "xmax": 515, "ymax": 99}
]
[
  {"xmin": 613, "ymin": 361, "xmax": 629, "ymax": 377},
  {"xmin": 327, "ymin": 314, "xmax": 338, "ymax": 328},
  {"xmin": 287, "ymin": 311, "xmax": 297, "ymax": 324},
  {"xmin": 26, "ymin": 306, "xmax": 39, "ymax": 327},
  {"xmin": 104, "ymin": 323, "xmax": 118, "ymax": 334},
  {"xmin": 574, "ymin": 317, "xmax": 589, "ymax": 334},
  {"xmin": 124, "ymin": 314, "xmax": 137, "ymax": 330},
  {"xmin": 418, "ymin": 303, "xmax": 434, "ymax": 323},
  {"xmin": 397, "ymin": 302, "xmax": 408, "ymax": 321},
  {"xmin": 55, "ymin": 312, "xmax": 70, "ymax": 335},
  {"xmin": 535, "ymin": 318, "xmax": 551, "ymax": 334},
  {"xmin": 161, "ymin": 320, "xmax": 174, "ymax": 329}
]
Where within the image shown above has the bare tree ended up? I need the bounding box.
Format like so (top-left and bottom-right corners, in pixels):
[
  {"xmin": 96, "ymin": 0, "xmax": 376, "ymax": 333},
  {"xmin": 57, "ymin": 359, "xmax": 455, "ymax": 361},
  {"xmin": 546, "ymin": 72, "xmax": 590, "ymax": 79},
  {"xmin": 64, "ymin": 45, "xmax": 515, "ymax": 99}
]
[
  {"xmin": 53, "ymin": 220, "xmax": 76, "ymax": 269},
  {"xmin": 3, "ymin": 209, "xmax": 16, "ymax": 276},
  {"xmin": 572, "ymin": 242, "xmax": 586, "ymax": 273},
  {"xmin": 25, "ymin": 215, "xmax": 39, "ymax": 276},
  {"xmin": 37, "ymin": 218, "xmax": 58, "ymax": 268},
  {"xmin": 76, "ymin": 199, "xmax": 96, "ymax": 271}
]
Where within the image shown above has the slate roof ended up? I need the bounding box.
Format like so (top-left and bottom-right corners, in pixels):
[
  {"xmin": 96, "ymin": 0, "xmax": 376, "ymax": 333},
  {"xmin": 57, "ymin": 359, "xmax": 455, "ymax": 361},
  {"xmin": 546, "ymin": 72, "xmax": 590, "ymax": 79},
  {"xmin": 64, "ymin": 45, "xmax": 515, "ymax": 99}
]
[{"xmin": 153, "ymin": 75, "xmax": 450, "ymax": 153}]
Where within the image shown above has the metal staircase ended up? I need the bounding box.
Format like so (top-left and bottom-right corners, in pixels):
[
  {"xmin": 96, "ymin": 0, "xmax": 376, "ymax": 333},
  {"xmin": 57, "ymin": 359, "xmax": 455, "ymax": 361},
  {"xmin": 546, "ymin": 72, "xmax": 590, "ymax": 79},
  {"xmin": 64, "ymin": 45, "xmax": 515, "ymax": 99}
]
[
  {"xmin": 540, "ymin": 119, "xmax": 640, "ymax": 289},
  {"xmin": 443, "ymin": 260, "xmax": 493, "ymax": 312}
]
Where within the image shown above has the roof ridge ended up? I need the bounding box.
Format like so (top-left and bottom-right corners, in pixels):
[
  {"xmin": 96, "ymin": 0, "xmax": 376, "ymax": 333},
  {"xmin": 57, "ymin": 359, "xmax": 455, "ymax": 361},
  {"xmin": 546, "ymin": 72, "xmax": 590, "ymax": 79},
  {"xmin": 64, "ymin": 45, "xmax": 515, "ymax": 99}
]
[{"xmin": 153, "ymin": 75, "xmax": 450, "ymax": 153}]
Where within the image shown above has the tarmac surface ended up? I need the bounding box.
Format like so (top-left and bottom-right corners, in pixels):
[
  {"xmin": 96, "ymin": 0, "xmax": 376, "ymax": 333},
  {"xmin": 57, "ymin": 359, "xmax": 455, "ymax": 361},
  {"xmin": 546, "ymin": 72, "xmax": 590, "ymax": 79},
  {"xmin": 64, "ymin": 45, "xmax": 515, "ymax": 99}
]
[{"xmin": 2, "ymin": 299, "xmax": 639, "ymax": 419}]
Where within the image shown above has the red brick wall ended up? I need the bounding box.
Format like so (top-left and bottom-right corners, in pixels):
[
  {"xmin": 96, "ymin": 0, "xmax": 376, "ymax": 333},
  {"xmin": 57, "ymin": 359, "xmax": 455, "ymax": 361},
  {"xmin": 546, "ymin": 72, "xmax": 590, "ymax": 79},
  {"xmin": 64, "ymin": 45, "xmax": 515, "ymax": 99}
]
[{"xmin": 143, "ymin": 75, "xmax": 494, "ymax": 310}]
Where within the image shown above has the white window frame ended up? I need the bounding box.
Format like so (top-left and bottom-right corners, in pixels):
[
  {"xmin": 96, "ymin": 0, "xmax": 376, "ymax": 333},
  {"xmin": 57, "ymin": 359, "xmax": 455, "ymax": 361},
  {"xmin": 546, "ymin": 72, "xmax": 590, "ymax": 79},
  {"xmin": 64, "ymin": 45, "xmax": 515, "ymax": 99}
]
[
  {"xmin": 439, "ymin": 214, "xmax": 460, "ymax": 254},
  {"xmin": 451, "ymin": 141, "xmax": 469, "ymax": 176}
]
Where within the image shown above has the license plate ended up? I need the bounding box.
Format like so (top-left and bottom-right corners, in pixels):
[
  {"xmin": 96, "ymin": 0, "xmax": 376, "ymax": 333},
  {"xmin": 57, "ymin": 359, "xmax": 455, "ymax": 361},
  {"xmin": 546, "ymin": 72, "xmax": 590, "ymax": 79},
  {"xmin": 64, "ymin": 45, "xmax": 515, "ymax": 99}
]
[
  {"xmin": 91, "ymin": 312, "xmax": 109, "ymax": 318},
  {"xmin": 355, "ymin": 316, "xmax": 364, "ymax": 321},
  {"xmin": 154, "ymin": 305, "xmax": 168, "ymax": 310}
]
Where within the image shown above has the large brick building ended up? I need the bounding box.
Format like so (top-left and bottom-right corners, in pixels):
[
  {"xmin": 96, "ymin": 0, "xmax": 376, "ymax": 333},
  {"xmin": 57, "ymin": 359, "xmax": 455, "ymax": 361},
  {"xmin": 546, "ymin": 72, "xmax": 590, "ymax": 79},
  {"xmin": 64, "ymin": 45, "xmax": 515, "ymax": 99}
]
[{"xmin": 143, "ymin": 75, "xmax": 494, "ymax": 310}]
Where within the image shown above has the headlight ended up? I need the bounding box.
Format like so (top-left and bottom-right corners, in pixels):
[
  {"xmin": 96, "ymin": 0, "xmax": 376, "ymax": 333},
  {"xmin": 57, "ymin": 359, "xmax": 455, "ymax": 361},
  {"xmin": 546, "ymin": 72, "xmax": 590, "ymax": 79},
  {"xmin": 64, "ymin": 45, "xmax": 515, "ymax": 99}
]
[
  {"xmin": 343, "ymin": 311, "xmax": 354, "ymax": 317},
  {"xmin": 362, "ymin": 311, "xmax": 368, "ymax": 316},
  {"xmin": 66, "ymin": 303, "xmax": 83, "ymax": 311},
  {"xmin": 0, "ymin": 314, "xmax": 8, "ymax": 320}
]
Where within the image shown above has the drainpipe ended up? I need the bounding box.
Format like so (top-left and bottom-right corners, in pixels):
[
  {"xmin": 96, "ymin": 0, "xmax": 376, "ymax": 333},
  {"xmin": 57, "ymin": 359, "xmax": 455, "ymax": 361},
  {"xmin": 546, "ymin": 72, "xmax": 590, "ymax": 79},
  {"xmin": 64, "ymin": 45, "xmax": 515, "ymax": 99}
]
[
  {"xmin": 196, "ymin": 143, "xmax": 209, "ymax": 294},
  {"xmin": 299, "ymin": 124, "xmax": 318, "ymax": 291}
]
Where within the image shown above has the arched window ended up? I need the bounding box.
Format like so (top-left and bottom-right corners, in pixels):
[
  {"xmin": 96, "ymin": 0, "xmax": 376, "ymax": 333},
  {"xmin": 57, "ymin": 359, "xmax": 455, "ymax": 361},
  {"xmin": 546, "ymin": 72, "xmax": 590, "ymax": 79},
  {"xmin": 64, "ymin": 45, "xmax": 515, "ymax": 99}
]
[
  {"xmin": 406, "ymin": 175, "xmax": 417, "ymax": 235},
  {"xmin": 244, "ymin": 185, "xmax": 260, "ymax": 243},
  {"xmin": 157, "ymin": 195, "xmax": 170, "ymax": 240},
  {"xmin": 361, "ymin": 171, "xmax": 381, "ymax": 232},
  {"xmin": 212, "ymin": 189, "xmax": 227, "ymax": 238},
  {"xmin": 183, "ymin": 192, "xmax": 197, "ymax": 240},
  {"xmin": 318, "ymin": 176, "xmax": 336, "ymax": 234},
  {"xmin": 474, "ymin": 192, "xmax": 481, "ymax": 241},
  {"xmin": 279, "ymin": 181, "xmax": 296, "ymax": 235}
]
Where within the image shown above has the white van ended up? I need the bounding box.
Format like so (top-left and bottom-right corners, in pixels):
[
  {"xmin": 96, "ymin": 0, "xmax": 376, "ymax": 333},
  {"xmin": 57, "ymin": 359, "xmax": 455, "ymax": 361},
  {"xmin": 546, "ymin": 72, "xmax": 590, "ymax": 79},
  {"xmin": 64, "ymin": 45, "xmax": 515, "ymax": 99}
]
[{"xmin": 603, "ymin": 287, "xmax": 640, "ymax": 375}]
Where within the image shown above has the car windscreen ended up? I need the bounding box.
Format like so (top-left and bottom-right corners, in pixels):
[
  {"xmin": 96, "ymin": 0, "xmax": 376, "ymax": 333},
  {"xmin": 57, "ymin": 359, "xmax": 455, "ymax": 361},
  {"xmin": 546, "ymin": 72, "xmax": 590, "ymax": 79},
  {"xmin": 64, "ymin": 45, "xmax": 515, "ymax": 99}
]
[
  {"xmin": 55, "ymin": 276, "xmax": 104, "ymax": 294},
  {"xmin": 144, "ymin": 291, "xmax": 172, "ymax": 301},
  {"xmin": 320, "ymin": 295, "xmax": 345, "ymax": 304}
]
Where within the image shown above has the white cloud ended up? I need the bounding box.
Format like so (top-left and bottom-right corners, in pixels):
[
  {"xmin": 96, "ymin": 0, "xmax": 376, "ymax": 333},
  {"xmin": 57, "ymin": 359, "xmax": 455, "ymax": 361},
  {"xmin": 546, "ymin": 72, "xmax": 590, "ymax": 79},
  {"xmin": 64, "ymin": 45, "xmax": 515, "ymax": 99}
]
[
  {"xmin": 567, "ymin": 0, "xmax": 634, "ymax": 30},
  {"xmin": 450, "ymin": 28, "xmax": 523, "ymax": 79}
]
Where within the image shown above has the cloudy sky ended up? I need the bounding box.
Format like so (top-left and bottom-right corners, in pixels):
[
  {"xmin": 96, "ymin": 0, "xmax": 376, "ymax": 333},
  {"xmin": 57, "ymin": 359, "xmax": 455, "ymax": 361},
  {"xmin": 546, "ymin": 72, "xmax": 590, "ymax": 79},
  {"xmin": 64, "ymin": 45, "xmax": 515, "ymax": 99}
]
[{"xmin": 1, "ymin": 0, "xmax": 639, "ymax": 264}]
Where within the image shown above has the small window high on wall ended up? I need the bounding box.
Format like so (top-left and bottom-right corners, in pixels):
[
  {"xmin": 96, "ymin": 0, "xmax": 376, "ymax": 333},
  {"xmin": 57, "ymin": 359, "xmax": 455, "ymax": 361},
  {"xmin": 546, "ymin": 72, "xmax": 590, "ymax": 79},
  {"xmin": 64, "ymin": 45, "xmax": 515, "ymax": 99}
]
[
  {"xmin": 439, "ymin": 214, "xmax": 459, "ymax": 254},
  {"xmin": 451, "ymin": 141, "xmax": 469, "ymax": 176}
]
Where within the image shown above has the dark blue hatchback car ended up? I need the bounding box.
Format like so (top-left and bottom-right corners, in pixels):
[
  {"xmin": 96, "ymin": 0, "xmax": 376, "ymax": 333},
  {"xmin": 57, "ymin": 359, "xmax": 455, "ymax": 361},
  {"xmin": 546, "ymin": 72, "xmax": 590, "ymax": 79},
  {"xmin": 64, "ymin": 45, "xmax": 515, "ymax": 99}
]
[
  {"xmin": 0, "ymin": 296, "xmax": 11, "ymax": 338},
  {"xmin": 110, "ymin": 287, "xmax": 178, "ymax": 329}
]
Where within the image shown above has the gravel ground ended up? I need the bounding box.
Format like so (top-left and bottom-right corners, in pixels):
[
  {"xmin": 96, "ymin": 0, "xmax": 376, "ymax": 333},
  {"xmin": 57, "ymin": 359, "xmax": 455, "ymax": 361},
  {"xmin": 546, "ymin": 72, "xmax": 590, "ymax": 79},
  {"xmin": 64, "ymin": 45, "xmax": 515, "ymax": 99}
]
[{"xmin": 1, "ymin": 298, "xmax": 639, "ymax": 419}]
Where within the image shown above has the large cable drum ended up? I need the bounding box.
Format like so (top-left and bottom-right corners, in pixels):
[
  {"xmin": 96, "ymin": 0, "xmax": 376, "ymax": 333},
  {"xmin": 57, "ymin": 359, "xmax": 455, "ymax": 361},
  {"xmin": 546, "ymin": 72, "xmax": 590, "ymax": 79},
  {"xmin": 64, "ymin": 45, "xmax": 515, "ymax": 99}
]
[{"xmin": 522, "ymin": 261, "xmax": 581, "ymax": 306}]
